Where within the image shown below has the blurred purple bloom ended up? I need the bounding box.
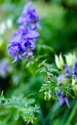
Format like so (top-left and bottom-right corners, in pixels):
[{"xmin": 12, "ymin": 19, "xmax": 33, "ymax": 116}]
[
  {"xmin": 22, "ymin": 38, "xmax": 35, "ymax": 50},
  {"xmin": 64, "ymin": 64, "xmax": 72, "ymax": 77},
  {"xmin": 17, "ymin": 1, "xmax": 41, "ymax": 30},
  {"xmin": 8, "ymin": 1, "xmax": 41, "ymax": 64},
  {"xmin": 72, "ymin": 60, "xmax": 77, "ymax": 78},
  {"xmin": 0, "ymin": 58, "xmax": 8, "ymax": 78},
  {"xmin": 57, "ymin": 74, "xmax": 65, "ymax": 84},
  {"xmin": 8, "ymin": 43, "xmax": 23, "ymax": 64},
  {"xmin": 57, "ymin": 90, "xmax": 70, "ymax": 108},
  {"xmin": 8, "ymin": 35, "xmax": 36, "ymax": 63},
  {"xmin": 21, "ymin": 38, "xmax": 35, "ymax": 57},
  {"xmin": 8, "ymin": 30, "xmax": 36, "ymax": 63}
]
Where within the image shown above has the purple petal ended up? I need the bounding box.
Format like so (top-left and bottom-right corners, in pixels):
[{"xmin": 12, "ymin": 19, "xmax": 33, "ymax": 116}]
[
  {"xmin": 37, "ymin": 23, "xmax": 42, "ymax": 30},
  {"xmin": 8, "ymin": 46, "xmax": 15, "ymax": 58},
  {"xmin": 19, "ymin": 55, "xmax": 23, "ymax": 60},
  {"xmin": 27, "ymin": 29, "xmax": 40, "ymax": 38},
  {"xmin": 58, "ymin": 96, "xmax": 65, "ymax": 106},
  {"xmin": 64, "ymin": 64, "xmax": 72, "ymax": 77},
  {"xmin": 21, "ymin": 38, "xmax": 35, "ymax": 50},
  {"xmin": 27, "ymin": 51, "xmax": 33, "ymax": 57},
  {"xmin": 22, "ymin": 52, "xmax": 27, "ymax": 56},
  {"xmin": 64, "ymin": 97, "xmax": 70, "ymax": 108},
  {"xmin": 17, "ymin": 16, "xmax": 24, "ymax": 24},
  {"xmin": 22, "ymin": 1, "xmax": 32, "ymax": 15},
  {"xmin": 57, "ymin": 74, "xmax": 65, "ymax": 84},
  {"xmin": 31, "ymin": 23, "xmax": 36, "ymax": 30},
  {"xmin": 57, "ymin": 90, "xmax": 61, "ymax": 97},
  {"xmin": 17, "ymin": 2, "xmax": 32, "ymax": 24},
  {"xmin": 9, "ymin": 31, "xmax": 22, "ymax": 44},
  {"xmin": 9, "ymin": 31, "xmax": 19, "ymax": 42},
  {"xmin": 12, "ymin": 56, "xmax": 18, "ymax": 64}
]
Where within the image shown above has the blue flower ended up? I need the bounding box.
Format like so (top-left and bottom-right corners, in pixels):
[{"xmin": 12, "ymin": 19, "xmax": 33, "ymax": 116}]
[
  {"xmin": 64, "ymin": 64, "xmax": 72, "ymax": 77},
  {"xmin": 57, "ymin": 90, "xmax": 70, "ymax": 108},
  {"xmin": 17, "ymin": 1, "xmax": 41, "ymax": 30},
  {"xmin": 8, "ymin": 1, "xmax": 41, "ymax": 64},
  {"xmin": 8, "ymin": 43, "xmax": 23, "ymax": 64},
  {"xmin": 57, "ymin": 90, "xmax": 61, "ymax": 96},
  {"xmin": 57, "ymin": 74, "xmax": 65, "ymax": 84},
  {"xmin": 8, "ymin": 29, "xmax": 37, "ymax": 63},
  {"xmin": 8, "ymin": 32, "xmax": 36, "ymax": 63},
  {"xmin": 21, "ymin": 38, "xmax": 35, "ymax": 57}
]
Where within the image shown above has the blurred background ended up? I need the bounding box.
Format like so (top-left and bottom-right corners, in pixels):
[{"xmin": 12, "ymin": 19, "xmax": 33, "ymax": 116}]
[{"xmin": 0, "ymin": 0, "xmax": 77, "ymax": 125}]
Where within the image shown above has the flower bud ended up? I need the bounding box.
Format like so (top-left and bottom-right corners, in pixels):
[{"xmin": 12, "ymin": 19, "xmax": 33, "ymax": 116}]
[
  {"xmin": 65, "ymin": 53, "xmax": 76, "ymax": 67},
  {"xmin": 44, "ymin": 91, "xmax": 51, "ymax": 100},
  {"xmin": 55, "ymin": 54, "xmax": 64, "ymax": 69},
  {"xmin": 72, "ymin": 79, "xmax": 76, "ymax": 86}
]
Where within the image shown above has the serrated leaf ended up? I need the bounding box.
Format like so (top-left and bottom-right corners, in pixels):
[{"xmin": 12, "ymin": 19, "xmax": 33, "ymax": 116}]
[{"xmin": 39, "ymin": 83, "xmax": 51, "ymax": 92}]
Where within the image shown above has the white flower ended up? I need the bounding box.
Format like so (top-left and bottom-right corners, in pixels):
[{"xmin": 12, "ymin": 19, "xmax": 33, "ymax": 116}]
[
  {"xmin": 65, "ymin": 53, "xmax": 76, "ymax": 67},
  {"xmin": 55, "ymin": 54, "xmax": 64, "ymax": 69}
]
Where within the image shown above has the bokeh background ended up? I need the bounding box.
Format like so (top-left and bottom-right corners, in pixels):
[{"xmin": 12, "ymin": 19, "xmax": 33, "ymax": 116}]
[{"xmin": 0, "ymin": 0, "xmax": 77, "ymax": 125}]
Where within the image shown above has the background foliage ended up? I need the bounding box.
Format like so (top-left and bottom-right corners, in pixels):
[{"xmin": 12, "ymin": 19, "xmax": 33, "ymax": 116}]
[{"xmin": 0, "ymin": 0, "xmax": 77, "ymax": 125}]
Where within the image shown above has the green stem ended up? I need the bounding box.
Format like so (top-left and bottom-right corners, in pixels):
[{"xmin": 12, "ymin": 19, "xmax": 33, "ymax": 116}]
[{"xmin": 64, "ymin": 89, "xmax": 75, "ymax": 99}]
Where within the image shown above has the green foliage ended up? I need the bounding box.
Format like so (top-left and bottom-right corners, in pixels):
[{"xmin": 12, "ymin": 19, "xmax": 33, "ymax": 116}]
[{"xmin": 0, "ymin": 92, "xmax": 39, "ymax": 124}]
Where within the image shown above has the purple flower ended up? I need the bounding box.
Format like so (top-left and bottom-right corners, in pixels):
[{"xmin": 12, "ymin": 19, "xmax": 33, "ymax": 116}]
[
  {"xmin": 22, "ymin": 38, "xmax": 35, "ymax": 50},
  {"xmin": 57, "ymin": 90, "xmax": 61, "ymax": 96},
  {"xmin": 17, "ymin": 1, "xmax": 41, "ymax": 30},
  {"xmin": 8, "ymin": 35, "xmax": 36, "ymax": 63},
  {"xmin": 72, "ymin": 60, "xmax": 77, "ymax": 78},
  {"xmin": 57, "ymin": 90, "xmax": 70, "ymax": 108},
  {"xmin": 8, "ymin": 43, "xmax": 23, "ymax": 64},
  {"xmin": 57, "ymin": 74, "xmax": 65, "ymax": 84},
  {"xmin": 8, "ymin": 29, "xmax": 36, "ymax": 63},
  {"xmin": 8, "ymin": 31, "xmax": 23, "ymax": 64},
  {"xmin": 21, "ymin": 38, "xmax": 35, "ymax": 57},
  {"xmin": 64, "ymin": 64, "xmax": 72, "ymax": 77},
  {"xmin": 8, "ymin": 1, "xmax": 41, "ymax": 64}
]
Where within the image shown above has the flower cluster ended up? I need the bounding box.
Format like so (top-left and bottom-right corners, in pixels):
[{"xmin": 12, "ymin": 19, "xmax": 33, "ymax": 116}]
[
  {"xmin": 56, "ymin": 54, "xmax": 77, "ymax": 81},
  {"xmin": 8, "ymin": 1, "xmax": 41, "ymax": 64},
  {"xmin": 55, "ymin": 53, "xmax": 77, "ymax": 107},
  {"xmin": 40, "ymin": 53, "xmax": 77, "ymax": 108}
]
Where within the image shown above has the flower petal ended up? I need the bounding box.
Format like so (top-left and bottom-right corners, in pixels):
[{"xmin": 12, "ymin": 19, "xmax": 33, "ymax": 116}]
[
  {"xmin": 27, "ymin": 29, "xmax": 40, "ymax": 38},
  {"xmin": 12, "ymin": 56, "xmax": 18, "ymax": 64},
  {"xmin": 22, "ymin": 1, "xmax": 32, "ymax": 15},
  {"xmin": 64, "ymin": 97, "xmax": 70, "ymax": 108},
  {"xmin": 58, "ymin": 96, "xmax": 65, "ymax": 106}
]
